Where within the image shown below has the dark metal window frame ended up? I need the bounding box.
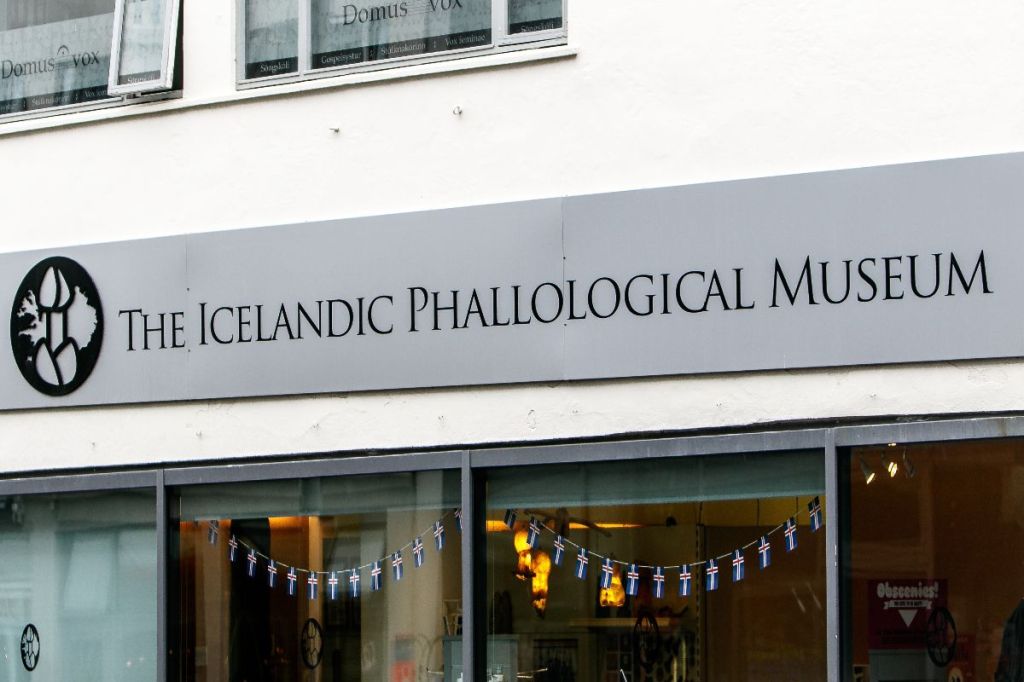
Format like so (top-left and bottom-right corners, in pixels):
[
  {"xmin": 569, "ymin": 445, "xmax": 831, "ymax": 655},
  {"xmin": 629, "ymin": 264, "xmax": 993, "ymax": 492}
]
[{"xmin": 3, "ymin": 414, "xmax": 1023, "ymax": 681}]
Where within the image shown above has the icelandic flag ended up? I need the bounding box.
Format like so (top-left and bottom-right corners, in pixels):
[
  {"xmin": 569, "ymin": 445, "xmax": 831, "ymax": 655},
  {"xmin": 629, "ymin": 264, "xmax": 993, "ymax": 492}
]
[
  {"xmin": 350, "ymin": 568, "xmax": 361, "ymax": 598},
  {"xmin": 679, "ymin": 565, "xmax": 692, "ymax": 597},
  {"xmin": 504, "ymin": 509, "xmax": 518, "ymax": 529},
  {"xmin": 600, "ymin": 557, "xmax": 614, "ymax": 589},
  {"xmin": 286, "ymin": 567, "xmax": 298, "ymax": 596},
  {"xmin": 527, "ymin": 517, "xmax": 542, "ymax": 548},
  {"xmin": 392, "ymin": 551, "xmax": 404, "ymax": 582},
  {"xmin": 784, "ymin": 517, "xmax": 799, "ymax": 552},
  {"xmin": 808, "ymin": 496, "xmax": 823, "ymax": 532},
  {"xmin": 413, "ymin": 537, "xmax": 425, "ymax": 568},
  {"xmin": 553, "ymin": 536, "xmax": 566, "ymax": 566},
  {"xmin": 328, "ymin": 572, "xmax": 339, "ymax": 600},
  {"xmin": 229, "ymin": 535, "xmax": 239, "ymax": 562},
  {"xmin": 267, "ymin": 560, "xmax": 278, "ymax": 588},
  {"xmin": 434, "ymin": 521, "xmax": 446, "ymax": 551},
  {"xmin": 247, "ymin": 549, "xmax": 258, "ymax": 578},
  {"xmin": 626, "ymin": 564, "xmax": 640, "ymax": 597},
  {"xmin": 652, "ymin": 567, "xmax": 665, "ymax": 598},
  {"xmin": 575, "ymin": 548, "xmax": 589, "ymax": 580},
  {"xmin": 731, "ymin": 549, "xmax": 745, "ymax": 582},
  {"xmin": 307, "ymin": 573, "xmax": 318, "ymax": 600},
  {"xmin": 207, "ymin": 521, "xmax": 219, "ymax": 545},
  {"xmin": 371, "ymin": 561, "xmax": 383, "ymax": 592},
  {"xmin": 455, "ymin": 508, "xmax": 463, "ymax": 533},
  {"xmin": 706, "ymin": 559, "xmax": 719, "ymax": 592},
  {"xmin": 758, "ymin": 535, "xmax": 772, "ymax": 570}
]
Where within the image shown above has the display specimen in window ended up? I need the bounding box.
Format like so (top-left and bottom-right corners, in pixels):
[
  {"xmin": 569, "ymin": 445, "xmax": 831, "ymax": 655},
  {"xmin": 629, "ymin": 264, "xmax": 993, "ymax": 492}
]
[
  {"xmin": 244, "ymin": 0, "xmax": 298, "ymax": 79},
  {"xmin": 0, "ymin": 489, "xmax": 157, "ymax": 680},
  {"xmin": 310, "ymin": 0, "xmax": 492, "ymax": 70},
  {"xmin": 0, "ymin": 0, "xmax": 115, "ymax": 114},
  {"xmin": 507, "ymin": 0, "xmax": 561, "ymax": 33},
  {"xmin": 486, "ymin": 451, "xmax": 827, "ymax": 681},
  {"xmin": 174, "ymin": 470, "xmax": 461, "ymax": 681},
  {"xmin": 846, "ymin": 441, "xmax": 1024, "ymax": 681}
]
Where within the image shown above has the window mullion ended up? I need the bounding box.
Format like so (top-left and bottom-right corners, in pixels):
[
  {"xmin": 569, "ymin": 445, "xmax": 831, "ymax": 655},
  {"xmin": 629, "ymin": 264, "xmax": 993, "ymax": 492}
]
[{"xmin": 299, "ymin": 0, "xmax": 312, "ymax": 74}]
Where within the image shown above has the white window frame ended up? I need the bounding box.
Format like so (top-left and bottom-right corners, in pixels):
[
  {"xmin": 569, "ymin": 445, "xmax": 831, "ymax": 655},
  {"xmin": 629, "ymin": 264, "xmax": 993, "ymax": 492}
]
[
  {"xmin": 107, "ymin": 0, "xmax": 183, "ymax": 96},
  {"xmin": 236, "ymin": 0, "xmax": 567, "ymax": 88}
]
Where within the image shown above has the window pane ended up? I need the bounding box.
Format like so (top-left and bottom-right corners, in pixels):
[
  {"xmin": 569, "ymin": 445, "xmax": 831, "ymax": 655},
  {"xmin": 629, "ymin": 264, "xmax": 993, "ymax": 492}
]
[
  {"xmin": 175, "ymin": 470, "xmax": 462, "ymax": 681},
  {"xmin": 311, "ymin": 0, "xmax": 492, "ymax": 70},
  {"xmin": 114, "ymin": 0, "xmax": 172, "ymax": 87},
  {"xmin": 244, "ymin": 0, "xmax": 298, "ymax": 79},
  {"xmin": 846, "ymin": 441, "xmax": 1024, "ymax": 681},
  {"xmin": 486, "ymin": 452, "xmax": 827, "ymax": 681},
  {"xmin": 0, "ymin": 489, "xmax": 157, "ymax": 680},
  {"xmin": 0, "ymin": 0, "xmax": 115, "ymax": 115},
  {"xmin": 507, "ymin": 0, "xmax": 561, "ymax": 34}
]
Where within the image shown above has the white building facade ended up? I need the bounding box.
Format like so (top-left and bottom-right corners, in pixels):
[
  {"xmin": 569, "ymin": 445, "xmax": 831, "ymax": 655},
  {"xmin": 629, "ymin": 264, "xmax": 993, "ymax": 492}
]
[{"xmin": 0, "ymin": 0, "xmax": 1022, "ymax": 680}]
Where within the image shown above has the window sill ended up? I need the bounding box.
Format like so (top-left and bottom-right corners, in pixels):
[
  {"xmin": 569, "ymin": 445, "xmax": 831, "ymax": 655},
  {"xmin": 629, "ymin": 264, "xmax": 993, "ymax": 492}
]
[{"xmin": 0, "ymin": 44, "xmax": 577, "ymax": 138}]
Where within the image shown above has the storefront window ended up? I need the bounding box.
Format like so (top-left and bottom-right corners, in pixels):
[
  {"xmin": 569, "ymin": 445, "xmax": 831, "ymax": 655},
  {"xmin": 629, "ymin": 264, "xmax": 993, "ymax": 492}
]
[
  {"xmin": 508, "ymin": 0, "xmax": 562, "ymax": 34},
  {"xmin": 310, "ymin": 0, "xmax": 492, "ymax": 70},
  {"xmin": 174, "ymin": 469, "xmax": 461, "ymax": 681},
  {"xmin": 0, "ymin": 489, "xmax": 158, "ymax": 680},
  {"xmin": 239, "ymin": 0, "xmax": 566, "ymax": 84},
  {"xmin": 0, "ymin": 0, "xmax": 116, "ymax": 115},
  {"xmin": 486, "ymin": 451, "xmax": 827, "ymax": 681},
  {"xmin": 845, "ymin": 441, "xmax": 1024, "ymax": 681},
  {"xmin": 243, "ymin": 0, "xmax": 299, "ymax": 79}
]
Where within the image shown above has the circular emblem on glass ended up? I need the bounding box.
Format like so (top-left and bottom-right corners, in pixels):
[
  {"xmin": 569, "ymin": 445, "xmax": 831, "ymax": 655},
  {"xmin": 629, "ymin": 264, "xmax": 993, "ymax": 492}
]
[
  {"xmin": 20, "ymin": 623, "xmax": 39, "ymax": 671},
  {"xmin": 10, "ymin": 257, "xmax": 103, "ymax": 396}
]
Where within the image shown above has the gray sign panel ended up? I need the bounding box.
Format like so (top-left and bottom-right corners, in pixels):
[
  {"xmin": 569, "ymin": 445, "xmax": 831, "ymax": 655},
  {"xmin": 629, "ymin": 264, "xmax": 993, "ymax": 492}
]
[{"xmin": 1, "ymin": 153, "xmax": 1020, "ymax": 410}]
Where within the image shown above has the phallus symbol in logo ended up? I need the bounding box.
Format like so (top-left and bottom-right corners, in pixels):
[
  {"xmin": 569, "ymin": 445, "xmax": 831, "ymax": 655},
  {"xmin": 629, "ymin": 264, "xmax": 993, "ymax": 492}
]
[
  {"xmin": 20, "ymin": 623, "xmax": 39, "ymax": 671},
  {"xmin": 11, "ymin": 257, "xmax": 103, "ymax": 396}
]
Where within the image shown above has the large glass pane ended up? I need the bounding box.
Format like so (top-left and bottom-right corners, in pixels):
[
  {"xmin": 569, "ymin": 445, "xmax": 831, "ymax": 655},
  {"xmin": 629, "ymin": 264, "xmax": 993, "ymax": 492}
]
[
  {"xmin": 0, "ymin": 489, "xmax": 157, "ymax": 680},
  {"xmin": 507, "ymin": 0, "xmax": 561, "ymax": 34},
  {"xmin": 846, "ymin": 441, "xmax": 1024, "ymax": 681},
  {"xmin": 486, "ymin": 451, "xmax": 827, "ymax": 681},
  {"xmin": 113, "ymin": 0, "xmax": 173, "ymax": 87},
  {"xmin": 174, "ymin": 470, "xmax": 462, "ymax": 681},
  {"xmin": 0, "ymin": 0, "xmax": 115, "ymax": 115},
  {"xmin": 244, "ymin": 0, "xmax": 298, "ymax": 79},
  {"xmin": 311, "ymin": 0, "xmax": 492, "ymax": 70}
]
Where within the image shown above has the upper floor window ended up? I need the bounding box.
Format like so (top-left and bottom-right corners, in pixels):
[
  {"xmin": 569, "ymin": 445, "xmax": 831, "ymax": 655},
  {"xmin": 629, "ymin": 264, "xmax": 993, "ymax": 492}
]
[
  {"xmin": 0, "ymin": 0, "xmax": 181, "ymax": 120},
  {"xmin": 239, "ymin": 0, "xmax": 565, "ymax": 84}
]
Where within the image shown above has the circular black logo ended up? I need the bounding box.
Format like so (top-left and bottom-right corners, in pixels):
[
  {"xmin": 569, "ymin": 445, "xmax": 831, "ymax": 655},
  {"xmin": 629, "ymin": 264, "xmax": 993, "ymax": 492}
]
[
  {"xmin": 20, "ymin": 623, "xmax": 39, "ymax": 671},
  {"xmin": 300, "ymin": 618, "xmax": 324, "ymax": 669},
  {"xmin": 11, "ymin": 257, "xmax": 103, "ymax": 396}
]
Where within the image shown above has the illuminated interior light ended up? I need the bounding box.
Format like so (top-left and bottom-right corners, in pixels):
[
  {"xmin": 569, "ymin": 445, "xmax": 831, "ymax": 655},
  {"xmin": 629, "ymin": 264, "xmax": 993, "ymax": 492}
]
[
  {"xmin": 513, "ymin": 524, "xmax": 534, "ymax": 580},
  {"xmin": 859, "ymin": 455, "xmax": 876, "ymax": 485},
  {"xmin": 599, "ymin": 563, "xmax": 625, "ymax": 608}
]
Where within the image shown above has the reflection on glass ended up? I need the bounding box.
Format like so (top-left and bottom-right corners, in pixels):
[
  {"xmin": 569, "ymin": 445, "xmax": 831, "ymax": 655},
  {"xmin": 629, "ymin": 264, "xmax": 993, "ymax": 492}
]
[
  {"xmin": 0, "ymin": 0, "xmax": 116, "ymax": 114},
  {"xmin": 310, "ymin": 0, "xmax": 492, "ymax": 70},
  {"xmin": 487, "ymin": 452, "xmax": 827, "ymax": 681},
  {"xmin": 115, "ymin": 0, "xmax": 170, "ymax": 86},
  {"xmin": 507, "ymin": 0, "xmax": 561, "ymax": 34},
  {"xmin": 0, "ymin": 489, "xmax": 157, "ymax": 681},
  {"xmin": 245, "ymin": 0, "xmax": 299, "ymax": 79},
  {"xmin": 847, "ymin": 441, "xmax": 1024, "ymax": 681},
  {"xmin": 175, "ymin": 470, "xmax": 462, "ymax": 681}
]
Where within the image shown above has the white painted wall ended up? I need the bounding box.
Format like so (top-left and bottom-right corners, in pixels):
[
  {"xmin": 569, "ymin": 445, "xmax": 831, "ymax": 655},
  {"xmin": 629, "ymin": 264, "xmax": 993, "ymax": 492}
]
[{"xmin": 0, "ymin": 0, "xmax": 1023, "ymax": 472}]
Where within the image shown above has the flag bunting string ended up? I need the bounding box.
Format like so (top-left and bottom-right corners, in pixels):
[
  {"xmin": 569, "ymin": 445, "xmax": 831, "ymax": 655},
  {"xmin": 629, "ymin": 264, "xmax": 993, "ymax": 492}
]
[{"xmin": 200, "ymin": 496, "xmax": 823, "ymax": 599}]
